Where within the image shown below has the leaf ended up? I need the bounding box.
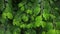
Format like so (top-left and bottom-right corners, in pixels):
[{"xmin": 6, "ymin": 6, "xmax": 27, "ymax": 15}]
[
  {"xmin": 56, "ymin": 30, "xmax": 60, "ymax": 34},
  {"xmin": 4, "ymin": 4, "xmax": 12, "ymax": 12},
  {"xmin": 18, "ymin": 2, "xmax": 24, "ymax": 7},
  {"xmin": 2, "ymin": 12, "xmax": 7, "ymax": 19},
  {"xmin": 45, "ymin": 23, "xmax": 53, "ymax": 31},
  {"xmin": 30, "ymin": 16, "xmax": 34, "ymax": 21},
  {"xmin": 20, "ymin": 24, "xmax": 26, "ymax": 28},
  {"xmin": 35, "ymin": 16, "xmax": 46, "ymax": 27},
  {"xmin": 25, "ymin": 29, "xmax": 36, "ymax": 34},
  {"xmin": 6, "ymin": 30, "xmax": 11, "ymax": 34},
  {"xmin": 2, "ymin": 4, "xmax": 13, "ymax": 19},
  {"xmin": 7, "ymin": 12, "xmax": 13, "ymax": 19},
  {"xmin": 27, "ymin": 2, "xmax": 32, "ymax": 6},
  {"xmin": 35, "ymin": 16, "xmax": 42, "ymax": 27},
  {"xmin": 47, "ymin": 29, "xmax": 56, "ymax": 34},
  {"xmin": 0, "ymin": 28, "xmax": 4, "ymax": 34},
  {"xmin": 20, "ymin": 6, "xmax": 25, "ymax": 11},
  {"xmin": 42, "ymin": 31, "xmax": 45, "ymax": 34},
  {"xmin": 50, "ymin": 14, "xmax": 56, "ymax": 19},
  {"xmin": 0, "ymin": 17, "xmax": 6, "ymax": 23},
  {"xmin": 47, "ymin": 29, "xmax": 60, "ymax": 34},
  {"xmin": 0, "ymin": 0, "xmax": 4, "ymax": 11},
  {"xmin": 26, "ymin": 23, "xmax": 33, "ymax": 28},
  {"xmin": 21, "ymin": 14, "xmax": 29, "ymax": 22},
  {"xmin": 43, "ymin": 9, "xmax": 50, "ymax": 20},
  {"xmin": 26, "ymin": 9, "xmax": 32, "ymax": 15},
  {"xmin": 35, "ymin": 16, "xmax": 42, "ymax": 21},
  {"xmin": 13, "ymin": 19, "xmax": 20, "ymax": 26},
  {"xmin": 34, "ymin": 7, "xmax": 40, "ymax": 15},
  {"xmin": 13, "ymin": 28, "xmax": 21, "ymax": 34},
  {"xmin": 43, "ymin": 13, "xmax": 50, "ymax": 20},
  {"xmin": 56, "ymin": 22, "xmax": 60, "ymax": 29},
  {"xmin": 55, "ymin": 7, "xmax": 59, "ymax": 10}
]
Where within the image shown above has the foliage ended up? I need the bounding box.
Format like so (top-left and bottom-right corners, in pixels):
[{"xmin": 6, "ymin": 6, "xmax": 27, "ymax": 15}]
[{"xmin": 0, "ymin": 0, "xmax": 60, "ymax": 34}]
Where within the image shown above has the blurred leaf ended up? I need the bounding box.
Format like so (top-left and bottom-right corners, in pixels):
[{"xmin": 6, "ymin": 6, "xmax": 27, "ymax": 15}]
[
  {"xmin": 26, "ymin": 23, "xmax": 33, "ymax": 28},
  {"xmin": 7, "ymin": 12, "xmax": 13, "ymax": 19},
  {"xmin": 21, "ymin": 14, "xmax": 29, "ymax": 22},
  {"xmin": 56, "ymin": 22, "xmax": 60, "ymax": 29},
  {"xmin": 18, "ymin": 2, "xmax": 24, "ymax": 7},
  {"xmin": 50, "ymin": 14, "xmax": 56, "ymax": 19},
  {"xmin": 2, "ymin": 12, "xmax": 7, "ymax": 19},
  {"xmin": 13, "ymin": 19, "xmax": 20, "ymax": 26},
  {"xmin": 42, "ymin": 31, "xmax": 45, "ymax": 34},
  {"xmin": 47, "ymin": 29, "xmax": 56, "ymax": 34},
  {"xmin": 55, "ymin": 7, "xmax": 59, "ymax": 10},
  {"xmin": 45, "ymin": 23, "xmax": 53, "ymax": 31},
  {"xmin": 26, "ymin": 9, "xmax": 32, "ymax": 15},
  {"xmin": 25, "ymin": 29, "xmax": 36, "ymax": 34},
  {"xmin": 34, "ymin": 7, "xmax": 40, "ymax": 15},
  {"xmin": 47, "ymin": 29, "xmax": 60, "ymax": 34},
  {"xmin": 20, "ymin": 24, "xmax": 26, "ymax": 28},
  {"xmin": 13, "ymin": 28, "xmax": 21, "ymax": 34},
  {"xmin": 6, "ymin": 30, "xmax": 11, "ymax": 34},
  {"xmin": 43, "ymin": 13, "xmax": 50, "ymax": 20},
  {"xmin": 35, "ymin": 16, "xmax": 42, "ymax": 27},
  {"xmin": 35, "ymin": 16, "xmax": 42, "ymax": 21},
  {"xmin": 20, "ymin": 6, "xmax": 25, "ymax": 11}
]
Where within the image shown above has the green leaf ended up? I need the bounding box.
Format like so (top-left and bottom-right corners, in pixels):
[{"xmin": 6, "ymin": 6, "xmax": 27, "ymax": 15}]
[
  {"xmin": 47, "ymin": 29, "xmax": 56, "ymax": 34},
  {"xmin": 43, "ymin": 13, "xmax": 50, "ymax": 20},
  {"xmin": 13, "ymin": 28, "xmax": 21, "ymax": 34},
  {"xmin": 25, "ymin": 29, "xmax": 36, "ymax": 34},
  {"xmin": 26, "ymin": 9, "xmax": 32, "ymax": 15},
  {"xmin": 42, "ymin": 8, "xmax": 50, "ymax": 20},
  {"xmin": 20, "ymin": 6, "xmax": 25, "ymax": 11},
  {"xmin": 22, "ymin": 14, "xmax": 29, "ymax": 22},
  {"xmin": 42, "ymin": 31, "xmax": 45, "ymax": 34},
  {"xmin": 47, "ymin": 29, "xmax": 60, "ymax": 34},
  {"xmin": 56, "ymin": 22, "xmax": 60, "ymax": 29},
  {"xmin": 56, "ymin": 30, "xmax": 60, "ymax": 34},
  {"xmin": 55, "ymin": 7, "xmax": 59, "ymax": 10},
  {"xmin": 0, "ymin": 0, "xmax": 4, "ymax": 11},
  {"xmin": 35, "ymin": 16, "xmax": 42, "ymax": 21},
  {"xmin": 45, "ymin": 23, "xmax": 53, "ymax": 31},
  {"xmin": 30, "ymin": 16, "xmax": 34, "ymax": 21},
  {"xmin": 18, "ymin": 2, "xmax": 24, "ymax": 7},
  {"xmin": 4, "ymin": 4, "xmax": 12, "ymax": 12},
  {"xmin": 6, "ymin": 30, "xmax": 11, "ymax": 34},
  {"xmin": 35, "ymin": 16, "xmax": 46, "ymax": 27},
  {"xmin": 34, "ymin": 7, "xmax": 40, "ymax": 15},
  {"xmin": 27, "ymin": 2, "xmax": 32, "ymax": 6},
  {"xmin": 2, "ymin": 12, "xmax": 7, "ymax": 19},
  {"xmin": 20, "ymin": 24, "xmax": 26, "ymax": 28},
  {"xmin": 50, "ymin": 14, "xmax": 56, "ymax": 19},
  {"xmin": 0, "ymin": 28, "xmax": 4, "ymax": 34},
  {"xmin": 2, "ymin": 4, "xmax": 13, "ymax": 19},
  {"xmin": 35, "ymin": 16, "xmax": 42, "ymax": 27},
  {"xmin": 26, "ymin": 23, "xmax": 33, "ymax": 28},
  {"xmin": 13, "ymin": 19, "xmax": 20, "ymax": 26},
  {"xmin": 7, "ymin": 12, "xmax": 13, "ymax": 19}
]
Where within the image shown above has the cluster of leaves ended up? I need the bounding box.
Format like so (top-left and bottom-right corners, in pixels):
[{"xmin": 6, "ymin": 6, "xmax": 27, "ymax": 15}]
[
  {"xmin": 0, "ymin": 0, "xmax": 60, "ymax": 34},
  {"xmin": 12, "ymin": 0, "xmax": 41, "ymax": 29}
]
